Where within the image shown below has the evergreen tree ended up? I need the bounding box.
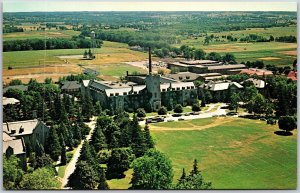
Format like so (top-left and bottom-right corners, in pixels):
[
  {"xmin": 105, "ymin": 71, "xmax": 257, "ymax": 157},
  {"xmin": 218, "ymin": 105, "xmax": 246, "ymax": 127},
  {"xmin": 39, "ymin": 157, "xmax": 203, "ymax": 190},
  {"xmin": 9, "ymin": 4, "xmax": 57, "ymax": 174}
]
[
  {"xmin": 190, "ymin": 159, "xmax": 199, "ymax": 176},
  {"xmin": 179, "ymin": 168, "xmax": 186, "ymax": 182},
  {"xmin": 61, "ymin": 146, "xmax": 67, "ymax": 165},
  {"xmin": 143, "ymin": 124, "xmax": 154, "ymax": 149},
  {"xmin": 107, "ymin": 148, "xmax": 135, "ymax": 179},
  {"xmin": 45, "ymin": 127, "xmax": 61, "ymax": 161},
  {"xmin": 78, "ymin": 140, "xmax": 94, "ymax": 163},
  {"xmin": 97, "ymin": 168, "xmax": 110, "ymax": 190},
  {"xmin": 35, "ymin": 154, "xmax": 53, "ymax": 169},
  {"xmin": 130, "ymin": 115, "xmax": 147, "ymax": 157},
  {"xmin": 91, "ymin": 127, "xmax": 107, "ymax": 151},
  {"xmin": 94, "ymin": 101, "xmax": 102, "ymax": 116},
  {"xmin": 67, "ymin": 161, "xmax": 98, "ymax": 190}
]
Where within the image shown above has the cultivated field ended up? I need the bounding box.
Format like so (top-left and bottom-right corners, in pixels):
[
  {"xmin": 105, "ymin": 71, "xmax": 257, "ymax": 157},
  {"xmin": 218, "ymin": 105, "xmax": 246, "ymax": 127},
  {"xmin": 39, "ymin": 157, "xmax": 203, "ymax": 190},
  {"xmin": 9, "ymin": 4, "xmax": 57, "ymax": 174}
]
[
  {"xmin": 150, "ymin": 117, "xmax": 297, "ymax": 189},
  {"xmin": 3, "ymin": 41, "xmax": 148, "ymax": 84}
]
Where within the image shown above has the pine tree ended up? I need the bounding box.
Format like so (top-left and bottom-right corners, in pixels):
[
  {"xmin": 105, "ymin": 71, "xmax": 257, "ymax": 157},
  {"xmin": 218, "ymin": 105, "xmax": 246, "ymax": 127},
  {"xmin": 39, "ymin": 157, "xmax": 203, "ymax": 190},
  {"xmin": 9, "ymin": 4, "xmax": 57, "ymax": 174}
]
[
  {"xmin": 78, "ymin": 140, "xmax": 95, "ymax": 165},
  {"xmin": 179, "ymin": 168, "xmax": 186, "ymax": 181},
  {"xmin": 190, "ymin": 159, "xmax": 199, "ymax": 176},
  {"xmin": 91, "ymin": 127, "xmax": 107, "ymax": 151},
  {"xmin": 143, "ymin": 124, "xmax": 154, "ymax": 149},
  {"xmin": 61, "ymin": 146, "xmax": 67, "ymax": 165},
  {"xmin": 45, "ymin": 127, "xmax": 61, "ymax": 161},
  {"xmin": 131, "ymin": 115, "xmax": 147, "ymax": 157},
  {"xmin": 109, "ymin": 132, "xmax": 120, "ymax": 149},
  {"xmin": 95, "ymin": 101, "xmax": 102, "ymax": 116},
  {"xmin": 97, "ymin": 168, "xmax": 109, "ymax": 190}
]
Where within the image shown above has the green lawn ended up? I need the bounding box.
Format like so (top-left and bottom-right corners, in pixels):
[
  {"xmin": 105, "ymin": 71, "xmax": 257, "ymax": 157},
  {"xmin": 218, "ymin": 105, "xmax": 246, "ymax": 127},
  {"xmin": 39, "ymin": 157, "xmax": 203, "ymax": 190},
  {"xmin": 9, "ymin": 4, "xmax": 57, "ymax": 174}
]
[
  {"xmin": 151, "ymin": 117, "xmax": 297, "ymax": 189},
  {"xmin": 98, "ymin": 63, "xmax": 147, "ymax": 77}
]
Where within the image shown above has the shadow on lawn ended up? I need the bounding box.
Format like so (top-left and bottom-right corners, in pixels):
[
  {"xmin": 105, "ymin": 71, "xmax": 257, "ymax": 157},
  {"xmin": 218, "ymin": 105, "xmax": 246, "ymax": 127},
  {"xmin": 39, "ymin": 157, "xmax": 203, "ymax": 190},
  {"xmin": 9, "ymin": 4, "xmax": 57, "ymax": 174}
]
[{"xmin": 274, "ymin": 130, "xmax": 293, "ymax": 136}]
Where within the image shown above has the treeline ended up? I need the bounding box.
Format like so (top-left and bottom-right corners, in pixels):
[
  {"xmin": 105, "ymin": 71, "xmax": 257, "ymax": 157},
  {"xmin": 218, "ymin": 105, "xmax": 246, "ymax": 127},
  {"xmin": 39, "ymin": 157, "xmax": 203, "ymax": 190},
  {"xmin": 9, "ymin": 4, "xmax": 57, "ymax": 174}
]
[
  {"xmin": 275, "ymin": 36, "xmax": 297, "ymax": 43},
  {"xmin": 3, "ymin": 25, "xmax": 24, "ymax": 33},
  {"xmin": 3, "ymin": 37, "xmax": 103, "ymax": 52}
]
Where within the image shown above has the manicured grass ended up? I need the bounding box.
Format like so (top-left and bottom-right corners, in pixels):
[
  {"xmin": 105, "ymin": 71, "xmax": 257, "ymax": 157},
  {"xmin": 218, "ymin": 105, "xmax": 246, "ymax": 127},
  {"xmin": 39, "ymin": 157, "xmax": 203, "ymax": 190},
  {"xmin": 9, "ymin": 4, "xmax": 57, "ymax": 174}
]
[
  {"xmin": 151, "ymin": 117, "xmax": 297, "ymax": 189},
  {"xmin": 152, "ymin": 117, "xmax": 215, "ymax": 129}
]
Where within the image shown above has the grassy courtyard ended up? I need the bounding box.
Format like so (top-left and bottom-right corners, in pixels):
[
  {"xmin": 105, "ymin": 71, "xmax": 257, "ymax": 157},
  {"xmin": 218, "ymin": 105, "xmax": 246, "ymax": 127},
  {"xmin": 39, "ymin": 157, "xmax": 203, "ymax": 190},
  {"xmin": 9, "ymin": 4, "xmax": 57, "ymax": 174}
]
[{"xmin": 151, "ymin": 117, "xmax": 297, "ymax": 189}]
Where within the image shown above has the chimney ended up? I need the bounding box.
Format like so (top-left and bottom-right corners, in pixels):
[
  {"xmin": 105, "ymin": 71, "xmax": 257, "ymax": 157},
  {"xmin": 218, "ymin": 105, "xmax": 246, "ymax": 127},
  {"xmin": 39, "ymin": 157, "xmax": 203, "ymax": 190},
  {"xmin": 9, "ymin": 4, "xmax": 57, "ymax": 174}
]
[
  {"xmin": 126, "ymin": 71, "xmax": 129, "ymax": 76},
  {"xmin": 148, "ymin": 47, "xmax": 152, "ymax": 74}
]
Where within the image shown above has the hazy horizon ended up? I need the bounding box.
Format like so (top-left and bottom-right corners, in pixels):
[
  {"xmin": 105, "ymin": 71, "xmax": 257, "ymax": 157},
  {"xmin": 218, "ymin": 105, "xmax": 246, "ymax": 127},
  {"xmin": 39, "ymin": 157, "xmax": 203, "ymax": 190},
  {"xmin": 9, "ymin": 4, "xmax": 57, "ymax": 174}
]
[{"xmin": 4, "ymin": 1, "xmax": 297, "ymax": 12}]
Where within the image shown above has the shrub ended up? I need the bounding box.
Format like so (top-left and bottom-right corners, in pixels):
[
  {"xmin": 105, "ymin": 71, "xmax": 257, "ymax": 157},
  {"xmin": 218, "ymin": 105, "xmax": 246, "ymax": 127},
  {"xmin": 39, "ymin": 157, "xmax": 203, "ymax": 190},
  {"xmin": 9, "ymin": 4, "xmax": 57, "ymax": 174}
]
[
  {"xmin": 136, "ymin": 108, "xmax": 146, "ymax": 118},
  {"xmin": 174, "ymin": 104, "xmax": 183, "ymax": 114},
  {"xmin": 158, "ymin": 106, "xmax": 168, "ymax": 115}
]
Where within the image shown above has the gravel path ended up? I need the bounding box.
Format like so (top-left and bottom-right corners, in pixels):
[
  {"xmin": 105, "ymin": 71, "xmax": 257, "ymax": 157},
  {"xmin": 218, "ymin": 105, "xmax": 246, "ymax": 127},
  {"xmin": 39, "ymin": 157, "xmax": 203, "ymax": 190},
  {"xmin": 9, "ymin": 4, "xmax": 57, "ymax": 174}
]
[{"xmin": 61, "ymin": 117, "xmax": 97, "ymax": 189}]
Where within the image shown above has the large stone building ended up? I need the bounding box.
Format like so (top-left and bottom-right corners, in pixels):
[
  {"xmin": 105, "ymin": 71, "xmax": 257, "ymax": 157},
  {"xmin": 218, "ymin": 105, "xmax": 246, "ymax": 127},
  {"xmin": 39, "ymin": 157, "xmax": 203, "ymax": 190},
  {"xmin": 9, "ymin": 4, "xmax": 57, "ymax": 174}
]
[
  {"xmin": 81, "ymin": 49, "xmax": 198, "ymax": 112},
  {"xmin": 3, "ymin": 119, "xmax": 50, "ymax": 153}
]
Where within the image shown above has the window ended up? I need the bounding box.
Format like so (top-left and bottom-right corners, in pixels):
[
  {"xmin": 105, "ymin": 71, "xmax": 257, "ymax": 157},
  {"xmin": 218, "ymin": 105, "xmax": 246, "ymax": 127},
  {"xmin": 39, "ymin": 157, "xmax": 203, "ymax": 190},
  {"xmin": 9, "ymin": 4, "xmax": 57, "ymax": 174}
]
[
  {"xmin": 123, "ymin": 92, "xmax": 127, "ymax": 95},
  {"xmin": 187, "ymin": 86, "xmax": 190, "ymax": 89},
  {"xmin": 162, "ymin": 89, "xmax": 166, "ymax": 92},
  {"xmin": 172, "ymin": 88, "xmax": 175, "ymax": 91},
  {"xmin": 182, "ymin": 87, "xmax": 185, "ymax": 90},
  {"xmin": 110, "ymin": 93, "xmax": 114, "ymax": 96},
  {"xmin": 177, "ymin": 88, "xmax": 180, "ymax": 90},
  {"xmin": 115, "ymin": 93, "xmax": 119, "ymax": 96},
  {"xmin": 134, "ymin": 91, "xmax": 137, "ymax": 94}
]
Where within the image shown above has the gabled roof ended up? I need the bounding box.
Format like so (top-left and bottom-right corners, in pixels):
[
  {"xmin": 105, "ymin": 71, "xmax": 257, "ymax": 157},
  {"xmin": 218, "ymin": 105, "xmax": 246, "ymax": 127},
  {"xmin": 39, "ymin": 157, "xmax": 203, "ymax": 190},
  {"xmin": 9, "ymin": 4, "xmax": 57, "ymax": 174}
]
[
  {"xmin": 61, "ymin": 81, "xmax": 81, "ymax": 90},
  {"xmin": 202, "ymin": 81, "xmax": 243, "ymax": 91},
  {"xmin": 287, "ymin": 71, "xmax": 297, "ymax": 81},
  {"xmin": 3, "ymin": 85, "xmax": 28, "ymax": 94},
  {"xmin": 3, "ymin": 97, "xmax": 20, "ymax": 106},
  {"xmin": 244, "ymin": 78, "xmax": 265, "ymax": 88},
  {"xmin": 3, "ymin": 119, "xmax": 40, "ymax": 137},
  {"xmin": 82, "ymin": 80, "xmax": 90, "ymax": 87},
  {"xmin": 3, "ymin": 138, "xmax": 26, "ymax": 155}
]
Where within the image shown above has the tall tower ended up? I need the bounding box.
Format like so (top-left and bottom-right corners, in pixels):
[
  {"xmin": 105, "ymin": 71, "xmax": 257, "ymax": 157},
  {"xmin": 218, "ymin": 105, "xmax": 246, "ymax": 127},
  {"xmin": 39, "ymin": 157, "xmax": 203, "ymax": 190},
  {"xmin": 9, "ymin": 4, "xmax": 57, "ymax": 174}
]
[{"xmin": 145, "ymin": 47, "xmax": 161, "ymax": 111}]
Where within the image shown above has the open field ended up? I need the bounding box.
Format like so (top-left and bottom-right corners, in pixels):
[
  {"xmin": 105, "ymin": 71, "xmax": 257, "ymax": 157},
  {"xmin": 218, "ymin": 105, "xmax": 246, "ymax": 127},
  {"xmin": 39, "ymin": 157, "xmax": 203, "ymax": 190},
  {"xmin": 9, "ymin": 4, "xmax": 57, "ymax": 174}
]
[
  {"xmin": 150, "ymin": 117, "xmax": 297, "ymax": 189},
  {"xmin": 3, "ymin": 41, "xmax": 148, "ymax": 83},
  {"xmin": 3, "ymin": 30, "xmax": 80, "ymax": 41},
  {"xmin": 173, "ymin": 41, "xmax": 296, "ymax": 66}
]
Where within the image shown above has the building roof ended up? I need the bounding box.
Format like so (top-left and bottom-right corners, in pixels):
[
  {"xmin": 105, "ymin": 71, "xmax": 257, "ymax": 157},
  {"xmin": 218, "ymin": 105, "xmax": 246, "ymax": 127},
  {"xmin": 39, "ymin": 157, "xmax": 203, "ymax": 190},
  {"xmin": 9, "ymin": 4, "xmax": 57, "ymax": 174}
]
[
  {"xmin": 82, "ymin": 80, "xmax": 90, "ymax": 87},
  {"xmin": 3, "ymin": 132, "xmax": 15, "ymax": 142},
  {"xmin": 167, "ymin": 72, "xmax": 200, "ymax": 82},
  {"xmin": 105, "ymin": 85, "xmax": 146, "ymax": 96},
  {"xmin": 3, "ymin": 119, "xmax": 40, "ymax": 137},
  {"xmin": 287, "ymin": 71, "xmax": 297, "ymax": 81},
  {"xmin": 3, "ymin": 97, "xmax": 20, "ymax": 106},
  {"xmin": 240, "ymin": 68, "xmax": 273, "ymax": 76},
  {"xmin": 160, "ymin": 82, "xmax": 195, "ymax": 91},
  {"xmin": 3, "ymin": 138, "xmax": 26, "ymax": 155},
  {"xmin": 180, "ymin": 60, "xmax": 219, "ymax": 65},
  {"xmin": 198, "ymin": 73, "xmax": 222, "ymax": 77},
  {"xmin": 244, "ymin": 78, "xmax": 265, "ymax": 89},
  {"xmin": 202, "ymin": 81, "xmax": 243, "ymax": 91},
  {"xmin": 83, "ymin": 68, "xmax": 99, "ymax": 76},
  {"xmin": 61, "ymin": 81, "xmax": 81, "ymax": 90},
  {"xmin": 207, "ymin": 64, "xmax": 246, "ymax": 70},
  {"xmin": 3, "ymin": 85, "xmax": 28, "ymax": 94}
]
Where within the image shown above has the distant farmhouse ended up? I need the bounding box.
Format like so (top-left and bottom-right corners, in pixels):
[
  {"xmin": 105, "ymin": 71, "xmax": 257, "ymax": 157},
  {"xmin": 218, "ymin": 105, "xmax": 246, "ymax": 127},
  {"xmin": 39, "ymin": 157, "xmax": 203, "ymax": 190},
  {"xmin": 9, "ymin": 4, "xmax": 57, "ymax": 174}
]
[{"xmin": 81, "ymin": 49, "xmax": 198, "ymax": 112}]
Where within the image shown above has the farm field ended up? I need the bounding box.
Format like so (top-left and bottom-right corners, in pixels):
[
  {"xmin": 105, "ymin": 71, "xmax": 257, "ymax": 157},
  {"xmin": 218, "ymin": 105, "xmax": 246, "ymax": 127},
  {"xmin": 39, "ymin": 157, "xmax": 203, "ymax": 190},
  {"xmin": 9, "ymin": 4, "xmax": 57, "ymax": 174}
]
[
  {"xmin": 3, "ymin": 41, "xmax": 148, "ymax": 84},
  {"xmin": 3, "ymin": 29, "xmax": 80, "ymax": 41},
  {"xmin": 150, "ymin": 117, "xmax": 297, "ymax": 189}
]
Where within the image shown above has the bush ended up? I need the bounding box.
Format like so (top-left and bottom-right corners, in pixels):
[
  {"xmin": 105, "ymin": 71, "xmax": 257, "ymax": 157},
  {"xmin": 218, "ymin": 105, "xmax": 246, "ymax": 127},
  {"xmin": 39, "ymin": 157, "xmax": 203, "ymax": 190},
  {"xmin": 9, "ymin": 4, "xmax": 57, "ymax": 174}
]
[
  {"xmin": 158, "ymin": 106, "xmax": 168, "ymax": 115},
  {"xmin": 278, "ymin": 116, "xmax": 296, "ymax": 133},
  {"xmin": 174, "ymin": 104, "xmax": 183, "ymax": 114},
  {"xmin": 192, "ymin": 104, "xmax": 201, "ymax": 112},
  {"xmin": 136, "ymin": 108, "xmax": 146, "ymax": 118}
]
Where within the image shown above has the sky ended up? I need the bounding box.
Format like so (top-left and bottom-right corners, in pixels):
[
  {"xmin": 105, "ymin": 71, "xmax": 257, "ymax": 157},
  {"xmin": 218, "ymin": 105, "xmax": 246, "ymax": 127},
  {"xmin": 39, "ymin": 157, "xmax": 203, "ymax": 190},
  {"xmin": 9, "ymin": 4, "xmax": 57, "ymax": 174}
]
[{"xmin": 3, "ymin": 0, "xmax": 297, "ymax": 12}]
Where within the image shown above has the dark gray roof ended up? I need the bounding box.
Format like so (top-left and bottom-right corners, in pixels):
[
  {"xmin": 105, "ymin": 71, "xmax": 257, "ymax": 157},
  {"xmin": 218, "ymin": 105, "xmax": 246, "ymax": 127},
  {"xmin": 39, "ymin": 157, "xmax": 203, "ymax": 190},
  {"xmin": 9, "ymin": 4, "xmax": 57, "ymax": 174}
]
[
  {"xmin": 61, "ymin": 81, "xmax": 81, "ymax": 90},
  {"xmin": 3, "ymin": 85, "xmax": 28, "ymax": 93},
  {"xmin": 84, "ymin": 68, "xmax": 99, "ymax": 76},
  {"xmin": 167, "ymin": 72, "xmax": 200, "ymax": 82}
]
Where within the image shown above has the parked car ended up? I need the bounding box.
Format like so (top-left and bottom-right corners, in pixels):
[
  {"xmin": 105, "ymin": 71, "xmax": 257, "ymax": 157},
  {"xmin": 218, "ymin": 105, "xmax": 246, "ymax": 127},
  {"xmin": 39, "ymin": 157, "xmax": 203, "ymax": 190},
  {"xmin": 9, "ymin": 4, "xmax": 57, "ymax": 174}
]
[
  {"xmin": 190, "ymin": 111, "xmax": 200, "ymax": 115},
  {"xmin": 184, "ymin": 113, "xmax": 191, "ymax": 116},
  {"xmin": 172, "ymin": 113, "xmax": 182, "ymax": 117},
  {"xmin": 178, "ymin": 118, "xmax": 185, "ymax": 121},
  {"xmin": 226, "ymin": 112, "xmax": 237, "ymax": 116}
]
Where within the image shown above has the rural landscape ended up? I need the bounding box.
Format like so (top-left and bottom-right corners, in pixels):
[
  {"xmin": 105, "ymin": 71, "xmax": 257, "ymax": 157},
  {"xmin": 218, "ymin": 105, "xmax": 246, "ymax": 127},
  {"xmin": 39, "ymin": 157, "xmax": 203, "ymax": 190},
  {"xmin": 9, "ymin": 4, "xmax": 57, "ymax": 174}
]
[{"xmin": 2, "ymin": 1, "xmax": 297, "ymax": 190}]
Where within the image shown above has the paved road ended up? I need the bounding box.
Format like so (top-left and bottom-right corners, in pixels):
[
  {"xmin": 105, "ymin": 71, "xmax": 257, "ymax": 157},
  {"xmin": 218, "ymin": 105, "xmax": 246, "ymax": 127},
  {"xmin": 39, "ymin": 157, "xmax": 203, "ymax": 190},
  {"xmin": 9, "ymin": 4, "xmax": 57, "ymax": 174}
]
[
  {"xmin": 61, "ymin": 117, "xmax": 97, "ymax": 189},
  {"xmin": 139, "ymin": 103, "xmax": 228, "ymax": 125}
]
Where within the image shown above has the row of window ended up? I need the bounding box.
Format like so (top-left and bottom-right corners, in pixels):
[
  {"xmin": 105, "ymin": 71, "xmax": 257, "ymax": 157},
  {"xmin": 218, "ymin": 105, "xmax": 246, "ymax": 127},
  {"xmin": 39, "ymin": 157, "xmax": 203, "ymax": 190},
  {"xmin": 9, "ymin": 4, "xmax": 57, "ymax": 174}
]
[{"xmin": 161, "ymin": 86, "xmax": 195, "ymax": 92}]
